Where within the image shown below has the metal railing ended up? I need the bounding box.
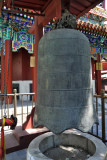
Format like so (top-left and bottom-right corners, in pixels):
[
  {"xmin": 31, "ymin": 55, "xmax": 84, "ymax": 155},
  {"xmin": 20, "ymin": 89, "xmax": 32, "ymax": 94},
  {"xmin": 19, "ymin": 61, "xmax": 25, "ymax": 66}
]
[
  {"xmin": 0, "ymin": 88, "xmax": 107, "ymax": 143},
  {"xmin": 89, "ymin": 89, "xmax": 107, "ymax": 143},
  {"xmin": 0, "ymin": 89, "xmax": 35, "ymax": 126}
]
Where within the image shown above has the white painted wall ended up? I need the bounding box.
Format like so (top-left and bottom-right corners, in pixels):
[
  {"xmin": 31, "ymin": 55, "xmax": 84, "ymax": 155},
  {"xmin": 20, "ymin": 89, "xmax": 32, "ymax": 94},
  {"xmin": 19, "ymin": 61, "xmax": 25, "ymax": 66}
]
[
  {"xmin": 92, "ymin": 80, "xmax": 95, "ymax": 94},
  {"xmin": 105, "ymin": 0, "xmax": 107, "ymax": 10},
  {"xmin": 12, "ymin": 80, "xmax": 32, "ymax": 100}
]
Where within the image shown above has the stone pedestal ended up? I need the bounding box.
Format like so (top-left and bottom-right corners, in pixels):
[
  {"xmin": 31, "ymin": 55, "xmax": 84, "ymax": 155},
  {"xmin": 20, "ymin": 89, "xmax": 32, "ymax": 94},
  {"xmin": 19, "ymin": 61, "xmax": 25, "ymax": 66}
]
[{"xmin": 27, "ymin": 130, "xmax": 107, "ymax": 160}]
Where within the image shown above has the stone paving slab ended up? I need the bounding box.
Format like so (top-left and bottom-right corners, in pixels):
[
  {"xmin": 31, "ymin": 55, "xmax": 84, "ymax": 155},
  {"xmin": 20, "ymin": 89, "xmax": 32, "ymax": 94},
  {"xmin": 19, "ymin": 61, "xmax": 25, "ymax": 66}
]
[
  {"xmin": 6, "ymin": 149, "xmax": 27, "ymax": 160},
  {"xmin": 5, "ymin": 131, "xmax": 19, "ymax": 150}
]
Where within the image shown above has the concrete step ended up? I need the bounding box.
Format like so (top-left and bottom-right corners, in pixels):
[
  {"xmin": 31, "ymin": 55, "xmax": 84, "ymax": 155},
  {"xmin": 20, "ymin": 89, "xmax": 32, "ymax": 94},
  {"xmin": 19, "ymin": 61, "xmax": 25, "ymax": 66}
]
[
  {"xmin": 5, "ymin": 126, "xmax": 49, "ymax": 154},
  {"xmin": 5, "ymin": 131, "xmax": 20, "ymax": 154}
]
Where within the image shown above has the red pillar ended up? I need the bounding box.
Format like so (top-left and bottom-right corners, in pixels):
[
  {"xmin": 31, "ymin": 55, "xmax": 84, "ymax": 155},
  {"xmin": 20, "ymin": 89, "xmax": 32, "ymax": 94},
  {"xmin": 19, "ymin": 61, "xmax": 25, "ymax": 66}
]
[
  {"xmin": 91, "ymin": 58, "xmax": 95, "ymax": 80},
  {"xmin": 23, "ymin": 1, "xmax": 62, "ymax": 129},
  {"xmin": 32, "ymin": 48, "xmax": 35, "ymax": 101},
  {"xmin": 95, "ymin": 53, "xmax": 102, "ymax": 95},
  {"xmin": 23, "ymin": 19, "xmax": 43, "ymax": 129},
  {"xmin": 1, "ymin": 47, "xmax": 4, "ymax": 95},
  {"xmin": 32, "ymin": 18, "xmax": 43, "ymax": 104},
  {"xmin": 5, "ymin": 39, "xmax": 12, "ymax": 103}
]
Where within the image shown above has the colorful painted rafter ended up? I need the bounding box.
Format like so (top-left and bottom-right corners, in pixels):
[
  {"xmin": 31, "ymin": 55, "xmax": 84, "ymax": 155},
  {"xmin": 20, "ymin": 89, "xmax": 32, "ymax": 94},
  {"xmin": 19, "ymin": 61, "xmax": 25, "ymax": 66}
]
[
  {"xmin": 44, "ymin": 7, "xmax": 107, "ymax": 60},
  {"xmin": 76, "ymin": 21, "xmax": 107, "ymax": 60},
  {"xmin": 12, "ymin": 31, "xmax": 34, "ymax": 53},
  {"xmin": 89, "ymin": 6, "xmax": 107, "ymax": 19},
  {"xmin": 0, "ymin": 14, "xmax": 34, "ymax": 54},
  {"xmin": 77, "ymin": 6, "xmax": 107, "ymax": 60},
  {"xmin": 77, "ymin": 20, "xmax": 107, "ymax": 37}
]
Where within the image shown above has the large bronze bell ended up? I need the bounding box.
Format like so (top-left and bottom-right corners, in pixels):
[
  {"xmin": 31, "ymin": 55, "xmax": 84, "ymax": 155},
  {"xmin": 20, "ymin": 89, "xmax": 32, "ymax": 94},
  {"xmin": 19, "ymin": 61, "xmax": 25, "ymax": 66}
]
[
  {"xmin": 33, "ymin": 11, "xmax": 97, "ymax": 134},
  {"xmin": 33, "ymin": 28, "xmax": 97, "ymax": 134}
]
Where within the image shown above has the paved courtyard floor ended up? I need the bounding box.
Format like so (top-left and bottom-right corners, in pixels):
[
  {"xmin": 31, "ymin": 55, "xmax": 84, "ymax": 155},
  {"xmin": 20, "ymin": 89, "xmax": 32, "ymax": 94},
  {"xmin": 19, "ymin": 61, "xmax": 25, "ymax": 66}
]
[
  {"xmin": 6, "ymin": 149, "xmax": 27, "ymax": 160},
  {"xmin": 0, "ymin": 100, "xmax": 34, "ymax": 160},
  {"xmin": 3, "ymin": 98, "xmax": 107, "ymax": 160}
]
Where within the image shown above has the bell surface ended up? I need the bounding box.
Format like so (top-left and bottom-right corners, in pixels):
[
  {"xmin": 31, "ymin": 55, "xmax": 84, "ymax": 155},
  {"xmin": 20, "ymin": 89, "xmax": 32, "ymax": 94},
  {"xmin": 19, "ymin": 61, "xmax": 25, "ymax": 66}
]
[{"xmin": 33, "ymin": 29, "xmax": 97, "ymax": 134}]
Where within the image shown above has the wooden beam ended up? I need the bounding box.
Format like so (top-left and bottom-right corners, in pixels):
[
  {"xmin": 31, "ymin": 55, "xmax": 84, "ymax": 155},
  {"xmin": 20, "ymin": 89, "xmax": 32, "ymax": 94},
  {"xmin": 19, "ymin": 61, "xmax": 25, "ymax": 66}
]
[
  {"xmin": 14, "ymin": 1, "xmax": 44, "ymax": 8},
  {"xmin": 77, "ymin": 0, "xmax": 103, "ymax": 18},
  {"xmin": 2, "ymin": 9, "xmax": 45, "ymax": 16},
  {"xmin": 0, "ymin": 0, "xmax": 3, "ymax": 16},
  {"xmin": 56, "ymin": 0, "xmax": 62, "ymax": 19},
  {"xmin": 15, "ymin": 0, "xmax": 45, "ymax": 6},
  {"xmin": 6, "ymin": 0, "xmax": 12, "ymax": 8},
  {"xmin": 12, "ymin": 4, "xmax": 42, "ymax": 10},
  {"xmin": 38, "ymin": 0, "xmax": 62, "ymax": 25},
  {"xmin": 70, "ymin": 7, "xmax": 80, "ymax": 15},
  {"xmin": 28, "ymin": 17, "xmax": 36, "ymax": 34},
  {"xmin": 76, "ymin": 0, "xmax": 91, "ymax": 7},
  {"xmin": 87, "ymin": 0, "xmax": 96, "ymax": 2},
  {"xmin": 62, "ymin": 0, "xmax": 70, "ymax": 10},
  {"xmin": 41, "ymin": 0, "xmax": 52, "ymax": 12},
  {"xmin": 13, "ymin": 1, "xmax": 43, "ymax": 10},
  {"xmin": 70, "ymin": 1, "xmax": 86, "ymax": 12},
  {"xmin": 28, "ymin": 0, "xmax": 62, "ymax": 34}
]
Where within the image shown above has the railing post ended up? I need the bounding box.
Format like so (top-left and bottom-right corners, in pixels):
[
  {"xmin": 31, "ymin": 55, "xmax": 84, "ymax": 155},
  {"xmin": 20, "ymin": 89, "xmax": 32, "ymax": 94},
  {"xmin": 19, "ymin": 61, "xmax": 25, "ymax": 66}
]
[
  {"xmin": 101, "ymin": 89, "xmax": 105, "ymax": 143},
  {"xmin": 21, "ymin": 95, "xmax": 23, "ymax": 124},
  {"xmin": 13, "ymin": 89, "xmax": 17, "ymax": 117},
  {"xmin": 96, "ymin": 97, "xmax": 98, "ymax": 136}
]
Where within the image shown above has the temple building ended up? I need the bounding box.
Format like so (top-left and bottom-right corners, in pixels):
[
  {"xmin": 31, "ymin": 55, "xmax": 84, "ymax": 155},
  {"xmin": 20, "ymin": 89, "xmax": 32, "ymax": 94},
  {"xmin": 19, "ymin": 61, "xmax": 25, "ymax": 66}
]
[
  {"xmin": 0, "ymin": 0, "xmax": 107, "ymax": 103},
  {"xmin": 0, "ymin": 12, "xmax": 35, "ymax": 102},
  {"xmin": 77, "ymin": 5, "xmax": 107, "ymax": 95},
  {"xmin": 44, "ymin": 3, "xmax": 107, "ymax": 95}
]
